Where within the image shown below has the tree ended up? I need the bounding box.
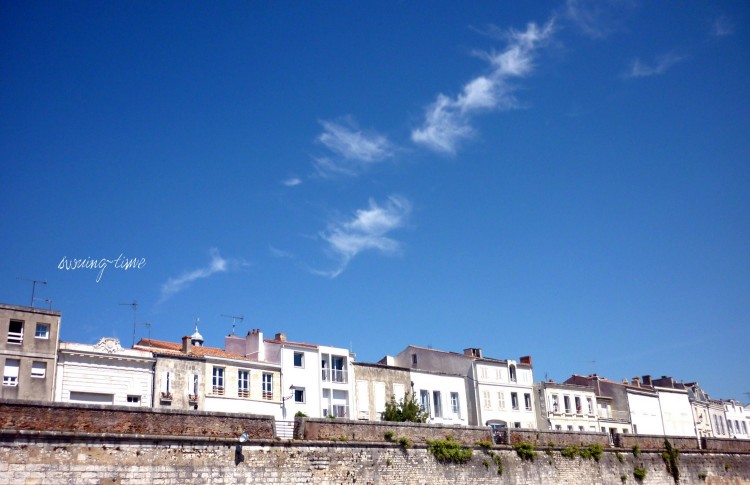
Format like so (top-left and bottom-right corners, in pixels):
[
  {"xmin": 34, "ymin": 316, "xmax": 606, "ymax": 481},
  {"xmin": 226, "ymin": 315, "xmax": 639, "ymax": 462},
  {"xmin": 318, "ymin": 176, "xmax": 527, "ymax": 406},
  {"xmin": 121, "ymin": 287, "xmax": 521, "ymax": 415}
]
[{"xmin": 383, "ymin": 391, "xmax": 429, "ymax": 423}]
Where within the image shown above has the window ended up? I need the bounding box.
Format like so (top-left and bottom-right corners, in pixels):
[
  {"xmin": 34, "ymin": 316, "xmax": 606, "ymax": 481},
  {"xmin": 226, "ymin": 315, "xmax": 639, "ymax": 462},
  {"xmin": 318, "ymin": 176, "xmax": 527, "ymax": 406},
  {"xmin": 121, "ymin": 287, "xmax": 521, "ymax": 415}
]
[
  {"xmin": 511, "ymin": 392, "xmax": 519, "ymax": 410},
  {"xmin": 551, "ymin": 394, "xmax": 560, "ymax": 413},
  {"xmin": 331, "ymin": 356, "xmax": 346, "ymax": 383},
  {"xmin": 450, "ymin": 392, "xmax": 460, "ymax": 415},
  {"xmin": 433, "ymin": 391, "xmax": 442, "ymax": 418},
  {"xmin": 555, "ymin": 425, "xmax": 562, "ymax": 430},
  {"xmin": 567, "ymin": 425, "xmax": 574, "ymax": 431},
  {"xmin": 420, "ymin": 390, "xmax": 431, "ymax": 413},
  {"xmin": 524, "ymin": 393, "xmax": 532, "ymax": 411},
  {"xmin": 563, "ymin": 395, "xmax": 571, "ymax": 413},
  {"xmin": 497, "ymin": 391, "xmax": 506, "ymax": 410},
  {"xmin": 189, "ymin": 374, "xmax": 199, "ymax": 399},
  {"xmin": 743, "ymin": 421, "xmax": 748, "ymax": 435},
  {"xmin": 127, "ymin": 395, "xmax": 140, "ymax": 403},
  {"xmin": 575, "ymin": 396, "xmax": 582, "ymax": 414},
  {"xmin": 7, "ymin": 320, "xmax": 23, "ymax": 344},
  {"xmin": 262, "ymin": 373, "xmax": 272, "ymax": 400},
  {"xmin": 513, "ymin": 422, "xmax": 521, "ymax": 429},
  {"xmin": 482, "ymin": 391, "xmax": 492, "ymax": 410},
  {"xmin": 31, "ymin": 361, "xmax": 46, "ymax": 378},
  {"xmin": 411, "ymin": 354, "xmax": 418, "ymax": 366},
  {"xmin": 294, "ymin": 387, "xmax": 305, "ymax": 403},
  {"xmin": 579, "ymin": 426, "xmax": 585, "ymax": 431},
  {"xmin": 479, "ymin": 366, "xmax": 488, "ymax": 379},
  {"xmin": 212, "ymin": 367, "xmax": 225, "ymax": 395},
  {"xmin": 35, "ymin": 324, "xmax": 49, "ymax": 339},
  {"xmin": 3, "ymin": 359, "xmax": 20, "ymax": 386},
  {"xmin": 586, "ymin": 397, "xmax": 593, "ymax": 415},
  {"xmin": 238, "ymin": 370, "xmax": 249, "ymax": 398},
  {"xmin": 509, "ymin": 365, "xmax": 517, "ymax": 382},
  {"xmin": 728, "ymin": 420, "xmax": 734, "ymax": 434},
  {"xmin": 293, "ymin": 352, "xmax": 304, "ymax": 368},
  {"xmin": 160, "ymin": 371, "xmax": 173, "ymax": 401}
]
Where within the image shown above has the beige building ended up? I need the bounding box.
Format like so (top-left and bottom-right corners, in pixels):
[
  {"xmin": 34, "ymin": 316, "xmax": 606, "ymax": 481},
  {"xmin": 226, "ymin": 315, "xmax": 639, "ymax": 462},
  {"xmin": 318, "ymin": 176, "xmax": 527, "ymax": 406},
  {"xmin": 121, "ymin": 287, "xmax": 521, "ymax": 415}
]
[
  {"xmin": 0, "ymin": 303, "xmax": 61, "ymax": 401},
  {"xmin": 353, "ymin": 362, "xmax": 412, "ymax": 420}
]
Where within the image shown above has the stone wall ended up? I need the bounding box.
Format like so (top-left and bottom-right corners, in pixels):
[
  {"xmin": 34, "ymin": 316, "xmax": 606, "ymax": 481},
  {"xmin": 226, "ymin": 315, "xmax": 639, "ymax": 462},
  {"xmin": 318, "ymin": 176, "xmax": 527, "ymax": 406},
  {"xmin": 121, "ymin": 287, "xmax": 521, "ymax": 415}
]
[
  {"xmin": 0, "ymin": 399, "xmax": 274, "ymax": 440},
  {"xmin": 298, "ymin": 417, "xmax": 492, "ymax": 445},
  {"xmin": 504, "ymin": 429, "xmax": 611, "ymax": 447},
  {"xmin": 1, "ymin": 432, "xmax": 750, "ymax": 485},
  {"xmin": 703, "ymin": 437, "xmax": 750, "ymax": 452},
  {"xmin": 617, "ymin": 433, "xmax": 701, "ymax": 451}
]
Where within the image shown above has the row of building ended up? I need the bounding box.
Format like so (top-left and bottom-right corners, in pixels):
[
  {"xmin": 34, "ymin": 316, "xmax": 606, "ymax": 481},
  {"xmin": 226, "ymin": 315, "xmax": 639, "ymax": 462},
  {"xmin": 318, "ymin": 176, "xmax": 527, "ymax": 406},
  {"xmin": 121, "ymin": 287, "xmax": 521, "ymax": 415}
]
[{"xmin": 1, "ymin": 303, "xmax": 748, "ymax": 443}]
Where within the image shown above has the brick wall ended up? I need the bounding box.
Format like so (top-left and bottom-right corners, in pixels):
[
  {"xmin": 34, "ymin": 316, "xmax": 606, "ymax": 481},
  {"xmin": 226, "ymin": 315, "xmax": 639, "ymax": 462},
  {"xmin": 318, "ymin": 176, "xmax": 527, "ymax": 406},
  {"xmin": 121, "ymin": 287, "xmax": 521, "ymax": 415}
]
[
  {"xmin": 297, "ymin": 417, "xmax": 492, "ymax": 445},
  {"xmin": 0, "ymin": 399, "xmax": 274, "ymax": 440},
  {"xmin": 1, "ymin": 432, "xmax": 749, "ymax": 484},
  {"xmin": 617, "ymin": 433, "xmax": 701, "ymax": 451},
  {"xmin": 505, "ymin": 429, "xmax": 611, "ymax": 447},
  {"xmin": 703, "ymin": 437, "xmax": 750, "ymax": 452}
]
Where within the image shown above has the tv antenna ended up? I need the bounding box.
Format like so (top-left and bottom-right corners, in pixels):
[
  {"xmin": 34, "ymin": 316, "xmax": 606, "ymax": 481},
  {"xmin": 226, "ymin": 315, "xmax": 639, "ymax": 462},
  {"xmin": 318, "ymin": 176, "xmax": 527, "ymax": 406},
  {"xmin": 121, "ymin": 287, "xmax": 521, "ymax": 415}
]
[
  {"xmin": 119, "ymin": 300, "xmax": 138, "ymax": 347},
  {"xmin": 141, "ymin": 321, "xmax": 152, "ymax": 340},
  {"xmin": 221, "ymin": 314, "xmax": 244, "ymax": 335},
  {"xmin": 17, "ymin": 277, "xmax": 47, "ymax": 307},
  {"xmin": 34, "ymin": 297, "xmax": 53, "ymax": 310}
]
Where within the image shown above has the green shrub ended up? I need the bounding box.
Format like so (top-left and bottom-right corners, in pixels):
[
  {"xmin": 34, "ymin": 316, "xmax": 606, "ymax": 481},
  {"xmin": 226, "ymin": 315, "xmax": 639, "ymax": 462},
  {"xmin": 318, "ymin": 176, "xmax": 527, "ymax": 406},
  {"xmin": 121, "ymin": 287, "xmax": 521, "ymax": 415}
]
[
  {"xmin": 294, "ymin": 411, "xmax": 308, "ymax": 417},
  {"xmin": 476, "ymin": 439, "xmax": 493, "ymax": 449},
  {"xmin": 620, "ymin": 474, "xmax": 627, "ymax": 483},
  {"xmin": 482, "ymin": 459, "xmax": 490, "ymax": 468},
  {"xmin": 616, "ymin": 452, "xmax": 625, "ymax": 463},
  {"xmin": 513, "ymin": 441, "xmax": 538, "ymax": 461},
  {"xmin": 662, "ymin": 439, "xmax": 680, "ymax": 483},
  {"xmin": 398, "ymin": 436, "xmax": 412, "ymax": 449},
  {"xmin": 584, "ymin": 443, "xmax": 603, "ymax": 462},
  {"xmin": 492, "ymin": 453, "xmax": 503, "ymax": 475},
  {"xmin": 384, "ymin": 431, "xmax": 394, "ymax": 441},
  {"xmin": 633, "ymin": 466, "xmax": 647, "ymax": 481},
  {"xmin": 426, "ymin": 437, "xmax": 473, "ymax": 464},
  {"xmin": 698, "ymin": 471, "xmax": 707, "ymax": 480},
  {"xmin": 386, "ymin": 458, "xmax": 392, "ymax": 467},
  {"xmin": 560, "ymin": 445, "xmax": 580, "ymax": 459},
  {"xmin": 632, "ymin": 445, "xmax": 641, "ymax": 457},
  {"xmin": 383, "ymin": 392, "xmax": 429, "ymax": 423}
]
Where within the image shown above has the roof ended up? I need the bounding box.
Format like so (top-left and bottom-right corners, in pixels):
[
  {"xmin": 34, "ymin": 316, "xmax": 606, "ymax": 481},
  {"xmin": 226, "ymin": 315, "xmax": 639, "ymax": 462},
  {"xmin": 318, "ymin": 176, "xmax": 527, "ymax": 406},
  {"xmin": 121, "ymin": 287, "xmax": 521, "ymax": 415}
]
[
  {"xmin": 134, "ymin": 338, "xmax": 259, "ymax": 362},
  {"xmin": 405, "ymin": 344, "xmax": 530, "ymax": 366},
  {"xmin": 264, "ymin": 338, "xmax": 318, "ymax": 349}
]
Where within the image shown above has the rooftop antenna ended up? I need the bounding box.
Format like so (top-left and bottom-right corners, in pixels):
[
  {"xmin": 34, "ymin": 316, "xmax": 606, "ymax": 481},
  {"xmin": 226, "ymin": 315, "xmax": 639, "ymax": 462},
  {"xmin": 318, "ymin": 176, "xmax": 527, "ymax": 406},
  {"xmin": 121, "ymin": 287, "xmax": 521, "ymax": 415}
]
[
  {"xmin": 119, "ymin": 300, "xmax": 138, "ymax": 347},
  {"xmin": 141, "ymin": 321, "xmax": 151, "ymax": 340},
  {"xmin": 17, "ymin": 277, "xmax": 47, "ymax": 307},
  {"xmin": 34, "ymin": 297, "xmax": 53, "ymax": 310},
  {"xmin": 221, "ymin": 314, "xmax": 244, "ymax": 335}
]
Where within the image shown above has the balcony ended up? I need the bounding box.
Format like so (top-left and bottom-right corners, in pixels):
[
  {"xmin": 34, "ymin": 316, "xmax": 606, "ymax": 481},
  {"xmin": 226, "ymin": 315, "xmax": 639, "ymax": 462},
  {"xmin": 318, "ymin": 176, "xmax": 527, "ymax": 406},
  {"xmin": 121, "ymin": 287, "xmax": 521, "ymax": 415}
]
[
  {"xmin": 160, "ymin": 392, "xmax": 172, "ymax": 403},
  {"xmin": 6, "ymin": 331, "xmax": 22, "ymax": 345},
  {"xmin": 262, "ymin": 390, "xmax": 273, "ymax": 401},
  {"xmin": 188, "ymin": 394, "xmax": 198, "ymax": 405},
  {"xmin": 238, "ymin": 389, "xmax": 249, "ymax": 398},
  {"xmin": 599, "ymin": 409, "xmax": 629, "ymax": 421},
  {"xmin": 212, "ymin": 386, "xmax": 225, "ymax": 396},
  {"xmin": 322, "ymin": 368, "xmax": 347, "ymax": 384},
  {"xmin": 324, "ymin": 405, "xmax": 349, "ymax": 418}
]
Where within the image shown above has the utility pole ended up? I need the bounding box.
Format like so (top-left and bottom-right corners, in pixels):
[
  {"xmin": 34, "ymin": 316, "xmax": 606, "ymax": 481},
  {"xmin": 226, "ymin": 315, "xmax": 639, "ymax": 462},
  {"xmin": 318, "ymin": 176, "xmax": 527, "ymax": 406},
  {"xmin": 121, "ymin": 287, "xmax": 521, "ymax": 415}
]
[
  {"xmin": 18, "ymin": 277, "xmax": 47, "ymax": 307},
  {"xmin": 119, "ymin": 301, "xmax": 138, "ymax": 347}
]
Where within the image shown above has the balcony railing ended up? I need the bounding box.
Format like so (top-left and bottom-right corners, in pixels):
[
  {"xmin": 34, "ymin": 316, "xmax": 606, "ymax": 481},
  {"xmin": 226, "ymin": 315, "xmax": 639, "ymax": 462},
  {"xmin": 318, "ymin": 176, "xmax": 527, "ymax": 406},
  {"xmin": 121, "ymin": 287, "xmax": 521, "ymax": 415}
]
[
  {"xmin": 212, "ymin": 386, "xmax": 225, "ymax": 396},
  {"xmin": 262, "ymin": 390, "xmax": 273, "ymax": 401},
  {"xmin": 599, "ymin": 409, "xmax": 629, "ymax": 421},
  {"xmin": 322, "ymin": 368, "xmax": 347, "ymax": 384},
  {"xmin": 324, "ymin": 405, "xmax": 349, "ymax": 418},
  {"xmin": 238, "ymin": 389, "xmax": 249, "ymax": 398},
  {"xmin": 6, "ymin": 331, "xmax": 22, "ymax": 345},
  {"xmin": 160, "ymin": 392, "xmax": 172, "ymax": 402}
]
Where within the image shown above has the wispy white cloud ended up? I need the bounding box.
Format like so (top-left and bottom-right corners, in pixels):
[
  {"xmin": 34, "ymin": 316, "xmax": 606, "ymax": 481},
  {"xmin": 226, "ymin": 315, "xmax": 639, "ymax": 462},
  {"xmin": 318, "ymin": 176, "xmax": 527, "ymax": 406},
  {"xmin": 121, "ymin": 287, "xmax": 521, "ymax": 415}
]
[
  {"xmin": 159, "ymin": 249, "xmax": 244, "ymax": 303},
  {"xmin": 711, "ymin": 15, "xmax": 734, "ymax": 37},
  {"xmin": 314, "ymin": 118, "xmax": 394, "ymax": 177},
  {"xmin": 563, "ymin": 0, "xmax": 636, "ymax": 39},
  {"xmin": 269, "ymin": 246, "xmax": 294, "ymax": 259},
  {"xmin": 282, "ymin": 177, "xmax": 302, "ymax": 187},
  {"xmin": 411, "ymin": 19, "xmax": 555, "ymax": 154},
  {"xmin": 626, "ymin": 53, "xmax": 685, "ymax": 78},
  {"xmin": 316, "ymin": 195, "xmax": 411, "ymax": 278}
]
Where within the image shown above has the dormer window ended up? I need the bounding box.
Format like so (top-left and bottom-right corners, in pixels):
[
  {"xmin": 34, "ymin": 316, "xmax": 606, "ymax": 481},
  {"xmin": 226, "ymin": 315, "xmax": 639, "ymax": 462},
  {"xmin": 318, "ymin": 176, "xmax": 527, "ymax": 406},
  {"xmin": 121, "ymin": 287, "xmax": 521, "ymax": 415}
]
[{"xmin": 509, "ymin": 364, "xmax": 517, "ymax": 382}]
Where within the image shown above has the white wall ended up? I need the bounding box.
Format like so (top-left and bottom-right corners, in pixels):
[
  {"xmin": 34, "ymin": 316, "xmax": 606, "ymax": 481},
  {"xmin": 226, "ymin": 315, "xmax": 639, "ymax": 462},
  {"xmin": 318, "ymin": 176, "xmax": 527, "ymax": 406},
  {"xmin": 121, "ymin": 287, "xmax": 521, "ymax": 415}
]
[
  {"xmin": 279, "ymin": 346, "xmax": 321, "ymax": 419},
  {"xmin": 628, "ymin": 392, "xmax": 664, "ymax": 435},
  {"xmin": 410, "ymin": 370, "xmax": 468, "ymax": 425},
  {"xmin": 657, "ymin": 389, "xmax": 696, "ymax": 437}
]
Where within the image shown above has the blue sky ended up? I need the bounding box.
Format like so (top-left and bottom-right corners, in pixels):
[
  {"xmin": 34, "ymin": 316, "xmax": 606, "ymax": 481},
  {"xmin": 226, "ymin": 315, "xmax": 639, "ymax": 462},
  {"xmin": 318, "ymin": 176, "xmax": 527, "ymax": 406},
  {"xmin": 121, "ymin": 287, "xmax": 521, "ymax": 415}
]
[{"xmin": 1, "ymin": 2, "xmax": 748, "ymax": 400}]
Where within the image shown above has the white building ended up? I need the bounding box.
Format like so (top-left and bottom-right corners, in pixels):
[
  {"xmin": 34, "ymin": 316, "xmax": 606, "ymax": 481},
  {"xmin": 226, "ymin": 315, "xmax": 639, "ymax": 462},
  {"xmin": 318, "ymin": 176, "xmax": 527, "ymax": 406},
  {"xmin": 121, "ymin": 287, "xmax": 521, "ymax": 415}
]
[
  {"xmin": 626, "ymin": 386, "xmax": 663, "ymax": 435},
  {"xmin": 534, "ymin": 381, "xmax": 599, "ymax": 432},
  {"xmin": 650, "ymin": 376, "xmax": 696, "ymax": 438},
  {"xmin": 723, "ymin": 400, "xmax": 750, "ymax": 439},
  {"xmin": 55, "ymin": 337, "xmax": 154, "ymax": 406},
  {"xmin": 410, "ymin": 369, "xmax": 469, "ymax": 426}
]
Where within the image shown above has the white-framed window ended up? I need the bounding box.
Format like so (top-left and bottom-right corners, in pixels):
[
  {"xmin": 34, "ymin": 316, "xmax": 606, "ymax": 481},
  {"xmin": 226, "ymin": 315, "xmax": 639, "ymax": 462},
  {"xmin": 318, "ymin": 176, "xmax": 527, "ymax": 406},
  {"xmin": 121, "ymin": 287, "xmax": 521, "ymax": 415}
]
[
  {"xmin": 212, "ymin": 367, "xmax": 225, "ymax": 395},
  {"xmin": 479, "ymin": 366, "xmax": 488, "ymax": 379},
  {"xmin": 579, "ymin": 426, "xmax": 585, "ymax": 431},
  {"xmin": 482, "ymin": 391, "xmax": 492, "ymax": 410},
  {"xmin": 238, "ymin": 370, "xmax": 249, "ymax": 398},
  {"xmin": 35, "ymin": 323, "xmax": 49, "ymax": 339},
  {"xmin": 293, "ymin": 352, "xmax": 304, "ymax": 368},
  {"xmin": 524, "ymin": 393, "xmax": 532, "ymax": 411},
  {"xmin": 262, "ymin": 373, "xmax": 273, "ymax": 400},
  {"xmin": 564, "ymin": 395, "xmax": 571, "ymax": 413},
  {"xmin": 160, "ymin": 371, "xmax": 173, "ymax": 400},
  {"xmin": 127, "ymin": 395, "xmax": 141, "ymax": 403},
  {"xmin": 31, "ymin": 361, "xmax": 46, "ymax": 378},
  {"xmin": 294, "ymin": 387, "xmax": 305, "ymax": 403},
  {"xmin": 575, "ymin": 396, "xmax": 582, "ymax": 414},
  {"xmin": 188, "ymin": 373, "xmax": 199, "ymax": 398},
  {"xmin": 433, "ymin": 391, "xmax": 442, "ymax": 418},
  {"xmin": 450, "ymin": 392, "xmax": 460, "ymax": 416},
  {"xmin": 3, "ymin": 359, "xmax": 20, "ymax": 386},
  {"xmin": 509, "ymin": 364, "xmax": 517, "ymax": 382},
  {"xmin": 555, "ymin": 425, "xmax": 562, "ymax": 430},
  {"xmin": 586, "ymin": 397, "xmax": 593, "ymax": 414},
  {"xmin": 551, "ymin": 394, "xmax": 560, "ymax": 413},
  {"xmin": 7, "ymin": 320, "xmax": 23, "ymax": 344},
  {"xmin": 497, "ymin": 391, "xmax": 506, "ymax": 410},
  {"xmin": 511, "ymin": 392, "xmax": 519, "ymax": 410},
  {"xmin": 420, "ymin": 390, "xmax": 431, "ymax": 413},
  {"xmin": 567, "ymin": 425, "xmax": 574, "ymax": 431}
]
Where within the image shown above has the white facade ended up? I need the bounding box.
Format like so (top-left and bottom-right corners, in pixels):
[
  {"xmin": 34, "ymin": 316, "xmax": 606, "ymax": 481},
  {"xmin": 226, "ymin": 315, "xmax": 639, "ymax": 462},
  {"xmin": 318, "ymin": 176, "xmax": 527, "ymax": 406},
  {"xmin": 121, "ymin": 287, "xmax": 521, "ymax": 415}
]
[
  {"xmin": 410, "ymin": 370, "xmax": 469, "ymax": 426},
  {"xmin": 474, "ymin": 359, "xmax": 536, "ymax": 430},
  {"xmin": 723, "ymin": 400, "xmax": 750, "ymax": 439},
  {"xmin": 656, "ymin": 387, "xmax": 696, "ymax": 437},
  {"xmin": 277, "ymin": 343, "xmax": 322, "ymax": 419},
  {"xmin": 535, "ymin": 382, "xmax": 599, "ymax": 432},
  {"xmin": 318, "ymin": 344, "xmax": 356, "ymax": 419},
  {"xmin": 54, "ymin": 338, "xmax": 154, "ymax": 406},
  {"xmin": 627, "ymin": 390, "xmax": 664, "ymax": 435}
]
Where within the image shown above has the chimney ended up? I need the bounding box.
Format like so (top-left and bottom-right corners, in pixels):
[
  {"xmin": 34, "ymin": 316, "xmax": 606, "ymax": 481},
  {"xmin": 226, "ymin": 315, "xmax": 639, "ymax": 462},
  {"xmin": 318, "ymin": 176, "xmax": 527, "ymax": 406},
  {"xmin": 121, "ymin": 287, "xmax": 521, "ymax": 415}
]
[
  {"xmin": 520, "ymin": 355, "xmax": 532, "ymax": 367},
  {"xmin": 275, "ymin": 332, "xmax": 287, "ymax": 342},
  {"xmin": 632, "ymin": 376, "xmax": 641, "ymax": 387},
  {"xmin": 463, "ymin": 348, "xmax": 483, "ymax": 358},
  {"xmin": 181, "ymin": 336, "xmax": 192, "ymax": 354},
  {"xmin": 642, "ymin": 375, "xmax": 652, "ymax": 386},
  {"xmin": 245, "ymin": 329, "xmax": 265, "ymax": 361}
]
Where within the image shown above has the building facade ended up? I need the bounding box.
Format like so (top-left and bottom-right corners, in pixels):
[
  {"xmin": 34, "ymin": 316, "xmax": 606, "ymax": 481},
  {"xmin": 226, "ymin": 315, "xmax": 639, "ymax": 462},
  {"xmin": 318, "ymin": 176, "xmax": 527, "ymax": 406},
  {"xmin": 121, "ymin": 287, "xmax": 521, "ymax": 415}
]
[
  {"xmin": 54, "ymin": 337, "xmax": 154, "ymax": 406},
  {"xmin": 352, "ymin": 361, "xmax": 412, "ymax": 421},
  {"xmin": 0, "ymin": 304, "xmax": 61, "ymax": 401},
  {"xmin": 534, "ymin": 381, "xmax": 599, "ymax": 432}
]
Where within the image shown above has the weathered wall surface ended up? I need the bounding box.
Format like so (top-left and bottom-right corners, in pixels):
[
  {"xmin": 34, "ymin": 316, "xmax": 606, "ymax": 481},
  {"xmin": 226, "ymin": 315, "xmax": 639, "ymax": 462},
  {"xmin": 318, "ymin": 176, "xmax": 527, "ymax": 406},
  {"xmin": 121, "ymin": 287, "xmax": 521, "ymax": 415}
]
[
  {"xmin": 504, "ymin": 429, "xmax": 611, "ymax": 447},
  {"xmin": 0, "ymin": 399, "xmax": 275, "ymax": 439},
  {"xmin": 298, "ymin": 417, "xmax": 492, "ymax": 445},
  {"xmin": 618, "ymin": 433, "xmax": 701, "ymax": 450},
  {"xmin": 704, "ymin": 438, "xmax": 750, "ymax": 452},
  {"xmin": 1, "ymin": 433, "xmax": 750, "ymax": 485}
]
